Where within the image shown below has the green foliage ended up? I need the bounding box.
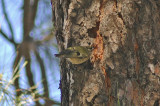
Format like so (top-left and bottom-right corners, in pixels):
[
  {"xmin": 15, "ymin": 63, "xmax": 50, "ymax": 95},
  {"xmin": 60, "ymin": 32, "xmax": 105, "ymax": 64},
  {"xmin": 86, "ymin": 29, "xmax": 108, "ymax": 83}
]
[{"xmin": 0, "ymin": 58, "xmax": 42, "ymax": 105}]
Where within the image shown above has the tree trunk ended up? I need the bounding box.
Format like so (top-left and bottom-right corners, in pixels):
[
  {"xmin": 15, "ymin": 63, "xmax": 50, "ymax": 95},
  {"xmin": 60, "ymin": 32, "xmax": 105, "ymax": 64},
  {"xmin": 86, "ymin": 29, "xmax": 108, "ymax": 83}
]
[{"xmin": 52, "ymin": 0, "xmax": 160, "ymax": 105}]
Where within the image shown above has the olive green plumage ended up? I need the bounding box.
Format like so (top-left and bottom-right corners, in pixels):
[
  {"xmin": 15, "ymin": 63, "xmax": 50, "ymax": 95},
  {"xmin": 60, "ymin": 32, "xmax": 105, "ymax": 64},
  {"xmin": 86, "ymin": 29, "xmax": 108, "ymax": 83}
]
[{"xmin": 55, "ymin": 46, "xmax": 92, "ymax": 64}]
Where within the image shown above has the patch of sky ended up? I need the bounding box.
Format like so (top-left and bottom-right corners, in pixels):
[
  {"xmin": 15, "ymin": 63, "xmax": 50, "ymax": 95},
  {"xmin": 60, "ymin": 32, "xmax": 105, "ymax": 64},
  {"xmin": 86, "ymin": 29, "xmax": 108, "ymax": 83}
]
[{"xmin": 0, "ymin": 0, "xmax": 61, "ymax": 104}]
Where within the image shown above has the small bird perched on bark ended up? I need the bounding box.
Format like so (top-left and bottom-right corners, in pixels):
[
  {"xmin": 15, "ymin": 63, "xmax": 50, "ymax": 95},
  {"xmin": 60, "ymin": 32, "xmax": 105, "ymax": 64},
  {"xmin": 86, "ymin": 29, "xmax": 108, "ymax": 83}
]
[{"xmin": 55, "ymin": 46, "xmax": 93, "ymax": 64}]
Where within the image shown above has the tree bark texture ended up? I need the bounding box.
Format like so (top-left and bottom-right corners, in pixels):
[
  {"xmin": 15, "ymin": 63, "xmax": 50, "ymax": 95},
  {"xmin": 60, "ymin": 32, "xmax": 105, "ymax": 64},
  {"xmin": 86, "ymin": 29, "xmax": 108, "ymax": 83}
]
[{"xmin": 52, "ymin": 0, "xmax": 160, "ymax": 105}]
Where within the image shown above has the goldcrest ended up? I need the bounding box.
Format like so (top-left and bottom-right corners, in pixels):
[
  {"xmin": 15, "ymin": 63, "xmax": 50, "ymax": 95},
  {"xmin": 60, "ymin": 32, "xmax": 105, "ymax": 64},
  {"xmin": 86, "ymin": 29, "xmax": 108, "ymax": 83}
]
[{"xmin": 55, "ymin": 46, "xmax": 92, "ymax": 64}]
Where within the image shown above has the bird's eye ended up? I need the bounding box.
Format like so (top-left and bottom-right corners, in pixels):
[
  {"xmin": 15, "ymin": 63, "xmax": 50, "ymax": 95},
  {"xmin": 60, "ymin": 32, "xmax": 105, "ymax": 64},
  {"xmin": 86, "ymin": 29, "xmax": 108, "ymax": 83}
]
[{"xmin": 76, "ymin": 52, "xmax": 80, "ymax": 56}]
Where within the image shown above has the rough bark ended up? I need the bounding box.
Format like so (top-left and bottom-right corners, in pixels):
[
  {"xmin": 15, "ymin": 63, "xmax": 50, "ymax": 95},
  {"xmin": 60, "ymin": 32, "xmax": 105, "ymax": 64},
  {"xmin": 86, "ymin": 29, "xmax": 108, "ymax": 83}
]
[{"xmin": 52, "ymin": 0, "xmax": 160, "ymax": 105}]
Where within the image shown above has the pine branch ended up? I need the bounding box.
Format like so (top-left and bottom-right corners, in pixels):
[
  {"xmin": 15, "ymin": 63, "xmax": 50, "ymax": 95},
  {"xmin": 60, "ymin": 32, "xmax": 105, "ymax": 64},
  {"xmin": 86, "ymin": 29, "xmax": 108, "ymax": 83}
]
[
  {"xmin": 24, "ymin": 53, "xmax": 41, "ymax": 106},
  {"xmin": 1, "ymin": 0, "xmax": 15, "ymax": 40},
  {"xmin": 0, "ymin": 29, "xmax": 17, "ymax": 46},
  {"xmin": 23, "ymin": 0, "xmax": 39, "ymax": 38},
  {"xmin": 34, "ymin": 49, "xmax": 50, "ymax": 104}
]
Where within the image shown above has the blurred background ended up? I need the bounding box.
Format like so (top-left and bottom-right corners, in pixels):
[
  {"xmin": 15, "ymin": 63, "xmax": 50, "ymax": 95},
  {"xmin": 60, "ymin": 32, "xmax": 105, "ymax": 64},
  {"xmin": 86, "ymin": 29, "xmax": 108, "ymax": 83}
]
[{"xmin": 0, "ymin": 0, "xmax": 60, "ymax": 105}]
